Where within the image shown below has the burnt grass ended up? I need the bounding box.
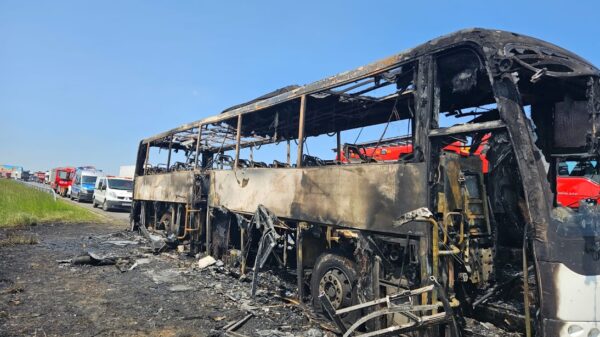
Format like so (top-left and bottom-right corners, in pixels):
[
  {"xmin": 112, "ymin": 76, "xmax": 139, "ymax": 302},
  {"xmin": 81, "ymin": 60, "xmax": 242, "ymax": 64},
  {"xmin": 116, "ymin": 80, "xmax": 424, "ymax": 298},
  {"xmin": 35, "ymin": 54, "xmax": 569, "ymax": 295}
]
[{"xmin": 0, "ymin": 223, "xmax": 330, "ymax": 337}]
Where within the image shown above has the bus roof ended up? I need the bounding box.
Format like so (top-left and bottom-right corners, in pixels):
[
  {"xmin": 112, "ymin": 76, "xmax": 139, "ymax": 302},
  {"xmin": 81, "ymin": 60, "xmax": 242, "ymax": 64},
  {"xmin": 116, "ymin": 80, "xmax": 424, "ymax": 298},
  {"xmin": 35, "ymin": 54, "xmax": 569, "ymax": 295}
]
[{"xmin": 142, "ymin": 28, "xmax": 599, "ymax": 146}]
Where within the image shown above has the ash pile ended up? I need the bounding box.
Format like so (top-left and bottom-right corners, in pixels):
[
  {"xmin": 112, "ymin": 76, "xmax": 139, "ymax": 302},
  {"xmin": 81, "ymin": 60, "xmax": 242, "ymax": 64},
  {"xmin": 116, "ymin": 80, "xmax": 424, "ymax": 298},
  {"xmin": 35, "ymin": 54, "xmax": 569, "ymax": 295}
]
[{"xmin": 58, "ymin": 230, "xmax": 334, "ymax": 337}]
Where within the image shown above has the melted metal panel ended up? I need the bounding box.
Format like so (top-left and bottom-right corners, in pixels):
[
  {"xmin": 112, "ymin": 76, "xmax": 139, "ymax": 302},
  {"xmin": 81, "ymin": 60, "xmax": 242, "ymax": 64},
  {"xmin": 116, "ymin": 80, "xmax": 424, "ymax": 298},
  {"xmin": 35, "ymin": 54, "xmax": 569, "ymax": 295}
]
[
  {"xmin": 554, "ymin": 99, "xmax": 589, "ymax": 148},
  {"xmin": 209, "ymin": 163, "xmax": 427, "ymax": 234},
  {"xmin": 134, "ymin": 171, "xmax": 195, "ymax": 203}
]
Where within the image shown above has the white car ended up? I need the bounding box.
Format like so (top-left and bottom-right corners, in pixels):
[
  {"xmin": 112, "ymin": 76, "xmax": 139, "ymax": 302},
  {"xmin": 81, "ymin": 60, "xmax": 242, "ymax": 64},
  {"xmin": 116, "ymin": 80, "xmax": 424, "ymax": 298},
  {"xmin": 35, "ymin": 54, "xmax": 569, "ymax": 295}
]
[{"xmin": 93, "ymin": 176, "xmax": 133, "ymax": 211}]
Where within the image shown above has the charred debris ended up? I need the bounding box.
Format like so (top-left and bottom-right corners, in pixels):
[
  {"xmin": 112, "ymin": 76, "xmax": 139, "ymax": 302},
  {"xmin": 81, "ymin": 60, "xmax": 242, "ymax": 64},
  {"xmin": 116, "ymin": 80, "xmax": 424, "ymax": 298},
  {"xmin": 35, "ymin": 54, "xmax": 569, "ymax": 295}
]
[
  {"xmin": 61, "ymin": 216, "xmax": 518, "ymax": 337},
  {"xmin": 58, "ymin": 230, "xmax": 335, "ymax": 337}
]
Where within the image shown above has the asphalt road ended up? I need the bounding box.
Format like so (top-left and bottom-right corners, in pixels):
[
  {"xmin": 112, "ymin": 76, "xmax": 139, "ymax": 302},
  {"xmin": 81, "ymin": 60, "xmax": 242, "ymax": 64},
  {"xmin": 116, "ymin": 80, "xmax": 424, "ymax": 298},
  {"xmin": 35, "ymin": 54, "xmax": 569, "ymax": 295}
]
[
  {"xmin": 0, "ymin": 223, "xmax": 322, "ymax": 337},
  {"xmin": 63, "ymin": 194, "xmax": 130, "ymax": 225},
  {"xmin": 24, "ymin": 181, "xmax": 130, "ymax": 225}
]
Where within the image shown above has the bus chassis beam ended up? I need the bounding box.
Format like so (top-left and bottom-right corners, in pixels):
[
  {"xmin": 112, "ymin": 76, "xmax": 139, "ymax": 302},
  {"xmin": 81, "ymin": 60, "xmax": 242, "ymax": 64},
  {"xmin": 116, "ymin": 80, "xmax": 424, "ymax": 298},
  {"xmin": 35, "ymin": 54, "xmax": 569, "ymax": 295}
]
[{"xmin": 319, "ymin": 276, "xmax": 460, "ymax": 337}]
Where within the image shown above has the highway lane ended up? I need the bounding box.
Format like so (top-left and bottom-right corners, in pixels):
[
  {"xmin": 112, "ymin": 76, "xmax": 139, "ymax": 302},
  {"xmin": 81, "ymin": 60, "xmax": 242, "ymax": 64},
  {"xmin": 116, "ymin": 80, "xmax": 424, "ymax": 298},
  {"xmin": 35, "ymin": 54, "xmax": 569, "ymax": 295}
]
[
  {"xmin": 64, "ymin": 194, "xmax": 130, "ymax": 225},
  {"xmin": 24, "ymin": 181, "xmax": 130, "ymax": 226}
]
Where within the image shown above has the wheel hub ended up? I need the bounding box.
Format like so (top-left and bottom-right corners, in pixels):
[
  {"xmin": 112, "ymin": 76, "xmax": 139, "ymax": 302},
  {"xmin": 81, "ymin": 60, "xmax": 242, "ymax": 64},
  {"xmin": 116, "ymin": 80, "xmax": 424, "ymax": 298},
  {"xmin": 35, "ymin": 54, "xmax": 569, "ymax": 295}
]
[{"xmin": 319, "ymin": 268, "xmax": 350, "ymax": 309}]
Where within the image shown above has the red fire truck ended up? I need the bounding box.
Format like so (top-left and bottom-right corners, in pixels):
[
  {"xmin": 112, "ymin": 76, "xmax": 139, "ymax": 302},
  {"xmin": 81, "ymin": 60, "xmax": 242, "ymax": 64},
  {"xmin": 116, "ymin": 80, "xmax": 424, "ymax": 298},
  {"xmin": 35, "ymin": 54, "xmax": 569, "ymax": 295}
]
[
  {"xmin": 556, "ymin": 159, "xmax": 600, "ymax": 208},
  {"xmin": 337, "ymin": 135, "xmax": 596, "ymax": 208},
  {"xmin": 35, "ymin": 171, "xmax": 46, "ymax": 183},
  {"xmin": 337, "ymin": 135, "xmax": 489, "ymax": 171},
  {"xmin": 49, "ymin": 167, "xmax": 75, "ymax": 197}
]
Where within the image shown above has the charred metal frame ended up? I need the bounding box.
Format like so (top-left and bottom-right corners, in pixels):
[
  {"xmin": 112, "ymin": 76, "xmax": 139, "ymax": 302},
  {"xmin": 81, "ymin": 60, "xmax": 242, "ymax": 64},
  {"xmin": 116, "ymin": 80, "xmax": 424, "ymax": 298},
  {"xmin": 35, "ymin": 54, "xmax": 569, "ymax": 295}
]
[{"xmin": 131, "ymin": 28, "xmax": 600, "ymax": 337}]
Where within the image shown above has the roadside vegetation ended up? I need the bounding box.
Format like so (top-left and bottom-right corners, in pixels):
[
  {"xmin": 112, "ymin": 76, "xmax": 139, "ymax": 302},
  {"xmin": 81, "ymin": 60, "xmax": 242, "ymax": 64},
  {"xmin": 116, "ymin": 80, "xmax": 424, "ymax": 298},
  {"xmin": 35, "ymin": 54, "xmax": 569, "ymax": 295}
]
[{"xmin": 0, "ymin": 179, "xmax": 102, "ymax": 227}]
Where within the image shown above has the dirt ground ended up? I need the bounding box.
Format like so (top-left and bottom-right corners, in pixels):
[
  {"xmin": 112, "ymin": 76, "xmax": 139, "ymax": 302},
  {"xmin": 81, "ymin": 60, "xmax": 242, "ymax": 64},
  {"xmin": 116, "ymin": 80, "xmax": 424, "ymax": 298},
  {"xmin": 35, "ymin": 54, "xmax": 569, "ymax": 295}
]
[
  {"xmin": 0, "ymin": 222, "xmax": 329, "ymax": 337},
  {"xmin": 0, "ymin": 221, "xmax": 521, "ymax": 337}
]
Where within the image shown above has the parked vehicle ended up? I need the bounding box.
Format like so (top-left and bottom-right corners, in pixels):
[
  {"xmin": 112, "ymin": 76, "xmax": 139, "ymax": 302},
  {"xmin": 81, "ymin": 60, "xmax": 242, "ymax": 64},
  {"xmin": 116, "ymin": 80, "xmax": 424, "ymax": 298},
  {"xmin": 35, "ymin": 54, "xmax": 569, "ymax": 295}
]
[
  {"xmin": 93, "ymin": 176, "xmax": 133, "ymax": 211},
  {"xmin": 35, "ymin": 171, "xmax": 46, "ymax": 183},
  {"xmin": 556, "ymin": 159, "xmax": 600, "ymax": 208},
  {"xmin": 70, "ymin": 167, "xmax": 102, "ymax": 202},
  {"xmin": 49, "ymin": 167, "xmax": 75, "ymax": 197},
  {"xmin": 119, "ymin": 165, "xmax": 135, "ymax": 178}
]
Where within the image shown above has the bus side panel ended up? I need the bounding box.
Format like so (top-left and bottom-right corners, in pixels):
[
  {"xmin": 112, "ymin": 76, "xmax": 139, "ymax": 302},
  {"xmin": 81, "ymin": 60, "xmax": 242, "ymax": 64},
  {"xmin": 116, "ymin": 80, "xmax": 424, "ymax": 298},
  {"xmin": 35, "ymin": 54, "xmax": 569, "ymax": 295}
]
[
  {"xmin": 209, "ymin": 163, "xmax": 427, "ymax": 234},
  {"xmin": 134, "ymin": 171, "xmax": 195, "ymax": 203}
]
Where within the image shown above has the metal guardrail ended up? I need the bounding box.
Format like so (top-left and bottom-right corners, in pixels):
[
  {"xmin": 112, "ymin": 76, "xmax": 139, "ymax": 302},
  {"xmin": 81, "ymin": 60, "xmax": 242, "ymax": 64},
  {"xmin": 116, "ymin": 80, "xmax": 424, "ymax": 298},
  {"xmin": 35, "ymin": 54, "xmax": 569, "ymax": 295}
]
[{"xmin": 14, "ymin": 180, "xmax": 57, "ymax": 201}]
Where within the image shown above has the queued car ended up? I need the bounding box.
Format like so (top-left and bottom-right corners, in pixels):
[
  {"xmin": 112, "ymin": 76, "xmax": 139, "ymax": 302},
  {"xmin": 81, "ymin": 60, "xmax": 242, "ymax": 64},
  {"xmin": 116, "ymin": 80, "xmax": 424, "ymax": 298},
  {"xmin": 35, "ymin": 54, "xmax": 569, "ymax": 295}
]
[
  {"xmin": 49, "ymin": 167, "xmax": 75, "ymax": 197},
  {"xmin": 92, "ymin": 176, "xmax": 133, "ymax": 211},
  {"xmin": 70, "ymin": 167, "xmax": 102, "ymax": 202}
]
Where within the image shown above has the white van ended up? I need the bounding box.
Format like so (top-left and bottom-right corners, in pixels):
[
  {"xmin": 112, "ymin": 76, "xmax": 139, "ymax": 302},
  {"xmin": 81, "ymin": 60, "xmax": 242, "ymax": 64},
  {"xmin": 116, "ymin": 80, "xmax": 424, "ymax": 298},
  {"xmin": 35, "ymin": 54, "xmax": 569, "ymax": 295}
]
[{"xmin": 93, "ymin": 176, "xmax": 133, "ymax": 211}]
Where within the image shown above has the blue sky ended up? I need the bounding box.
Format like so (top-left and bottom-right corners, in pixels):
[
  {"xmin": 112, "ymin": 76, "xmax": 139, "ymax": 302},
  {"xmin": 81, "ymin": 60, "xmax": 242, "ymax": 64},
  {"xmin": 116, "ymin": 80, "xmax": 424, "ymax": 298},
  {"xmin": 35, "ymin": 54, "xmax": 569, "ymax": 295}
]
[{"xmin": 1, "ymin": 1, "xmax": 599, "ymax": 174}]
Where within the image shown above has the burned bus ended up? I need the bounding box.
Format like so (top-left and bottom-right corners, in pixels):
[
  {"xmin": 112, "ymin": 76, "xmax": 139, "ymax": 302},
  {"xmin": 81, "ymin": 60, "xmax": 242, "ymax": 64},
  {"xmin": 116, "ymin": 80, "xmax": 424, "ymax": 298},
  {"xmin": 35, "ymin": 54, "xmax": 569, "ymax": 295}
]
[{"xmin": 131, "ymin": 28, "xmax": 600, "ymax": 336}]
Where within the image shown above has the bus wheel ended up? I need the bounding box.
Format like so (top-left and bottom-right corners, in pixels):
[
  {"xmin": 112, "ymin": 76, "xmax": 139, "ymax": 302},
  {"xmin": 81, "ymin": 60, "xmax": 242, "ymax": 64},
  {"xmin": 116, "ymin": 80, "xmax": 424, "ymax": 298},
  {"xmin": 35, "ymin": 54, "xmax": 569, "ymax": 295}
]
[{"xmin": 310, "ymin": 253, "xmax": 359, "ymax": 321}]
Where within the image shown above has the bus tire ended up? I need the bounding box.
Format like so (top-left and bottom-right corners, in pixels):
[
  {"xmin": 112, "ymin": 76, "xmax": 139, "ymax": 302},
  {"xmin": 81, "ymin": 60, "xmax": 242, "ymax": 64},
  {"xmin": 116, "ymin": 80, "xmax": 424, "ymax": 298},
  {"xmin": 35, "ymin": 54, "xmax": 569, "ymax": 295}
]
[{"xmin": 310, "ymin": 253, "xmax": 359, "ymax": 322}]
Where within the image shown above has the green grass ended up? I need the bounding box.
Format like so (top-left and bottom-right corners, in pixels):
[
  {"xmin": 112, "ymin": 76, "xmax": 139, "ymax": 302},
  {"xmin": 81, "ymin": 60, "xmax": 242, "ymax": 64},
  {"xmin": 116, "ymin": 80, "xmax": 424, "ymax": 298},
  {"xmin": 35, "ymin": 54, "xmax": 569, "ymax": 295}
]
[{"xmin": 0, "ymin": 179, "xmax": 102, "ymax": 227}]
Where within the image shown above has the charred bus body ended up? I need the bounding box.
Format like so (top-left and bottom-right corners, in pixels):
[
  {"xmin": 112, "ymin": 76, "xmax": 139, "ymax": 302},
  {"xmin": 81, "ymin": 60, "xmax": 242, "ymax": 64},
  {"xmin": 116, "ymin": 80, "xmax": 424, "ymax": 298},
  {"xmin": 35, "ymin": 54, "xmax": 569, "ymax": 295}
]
[{"xmin": 131, "ymin": 29, "xmax": 600, "ymax": 336}]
